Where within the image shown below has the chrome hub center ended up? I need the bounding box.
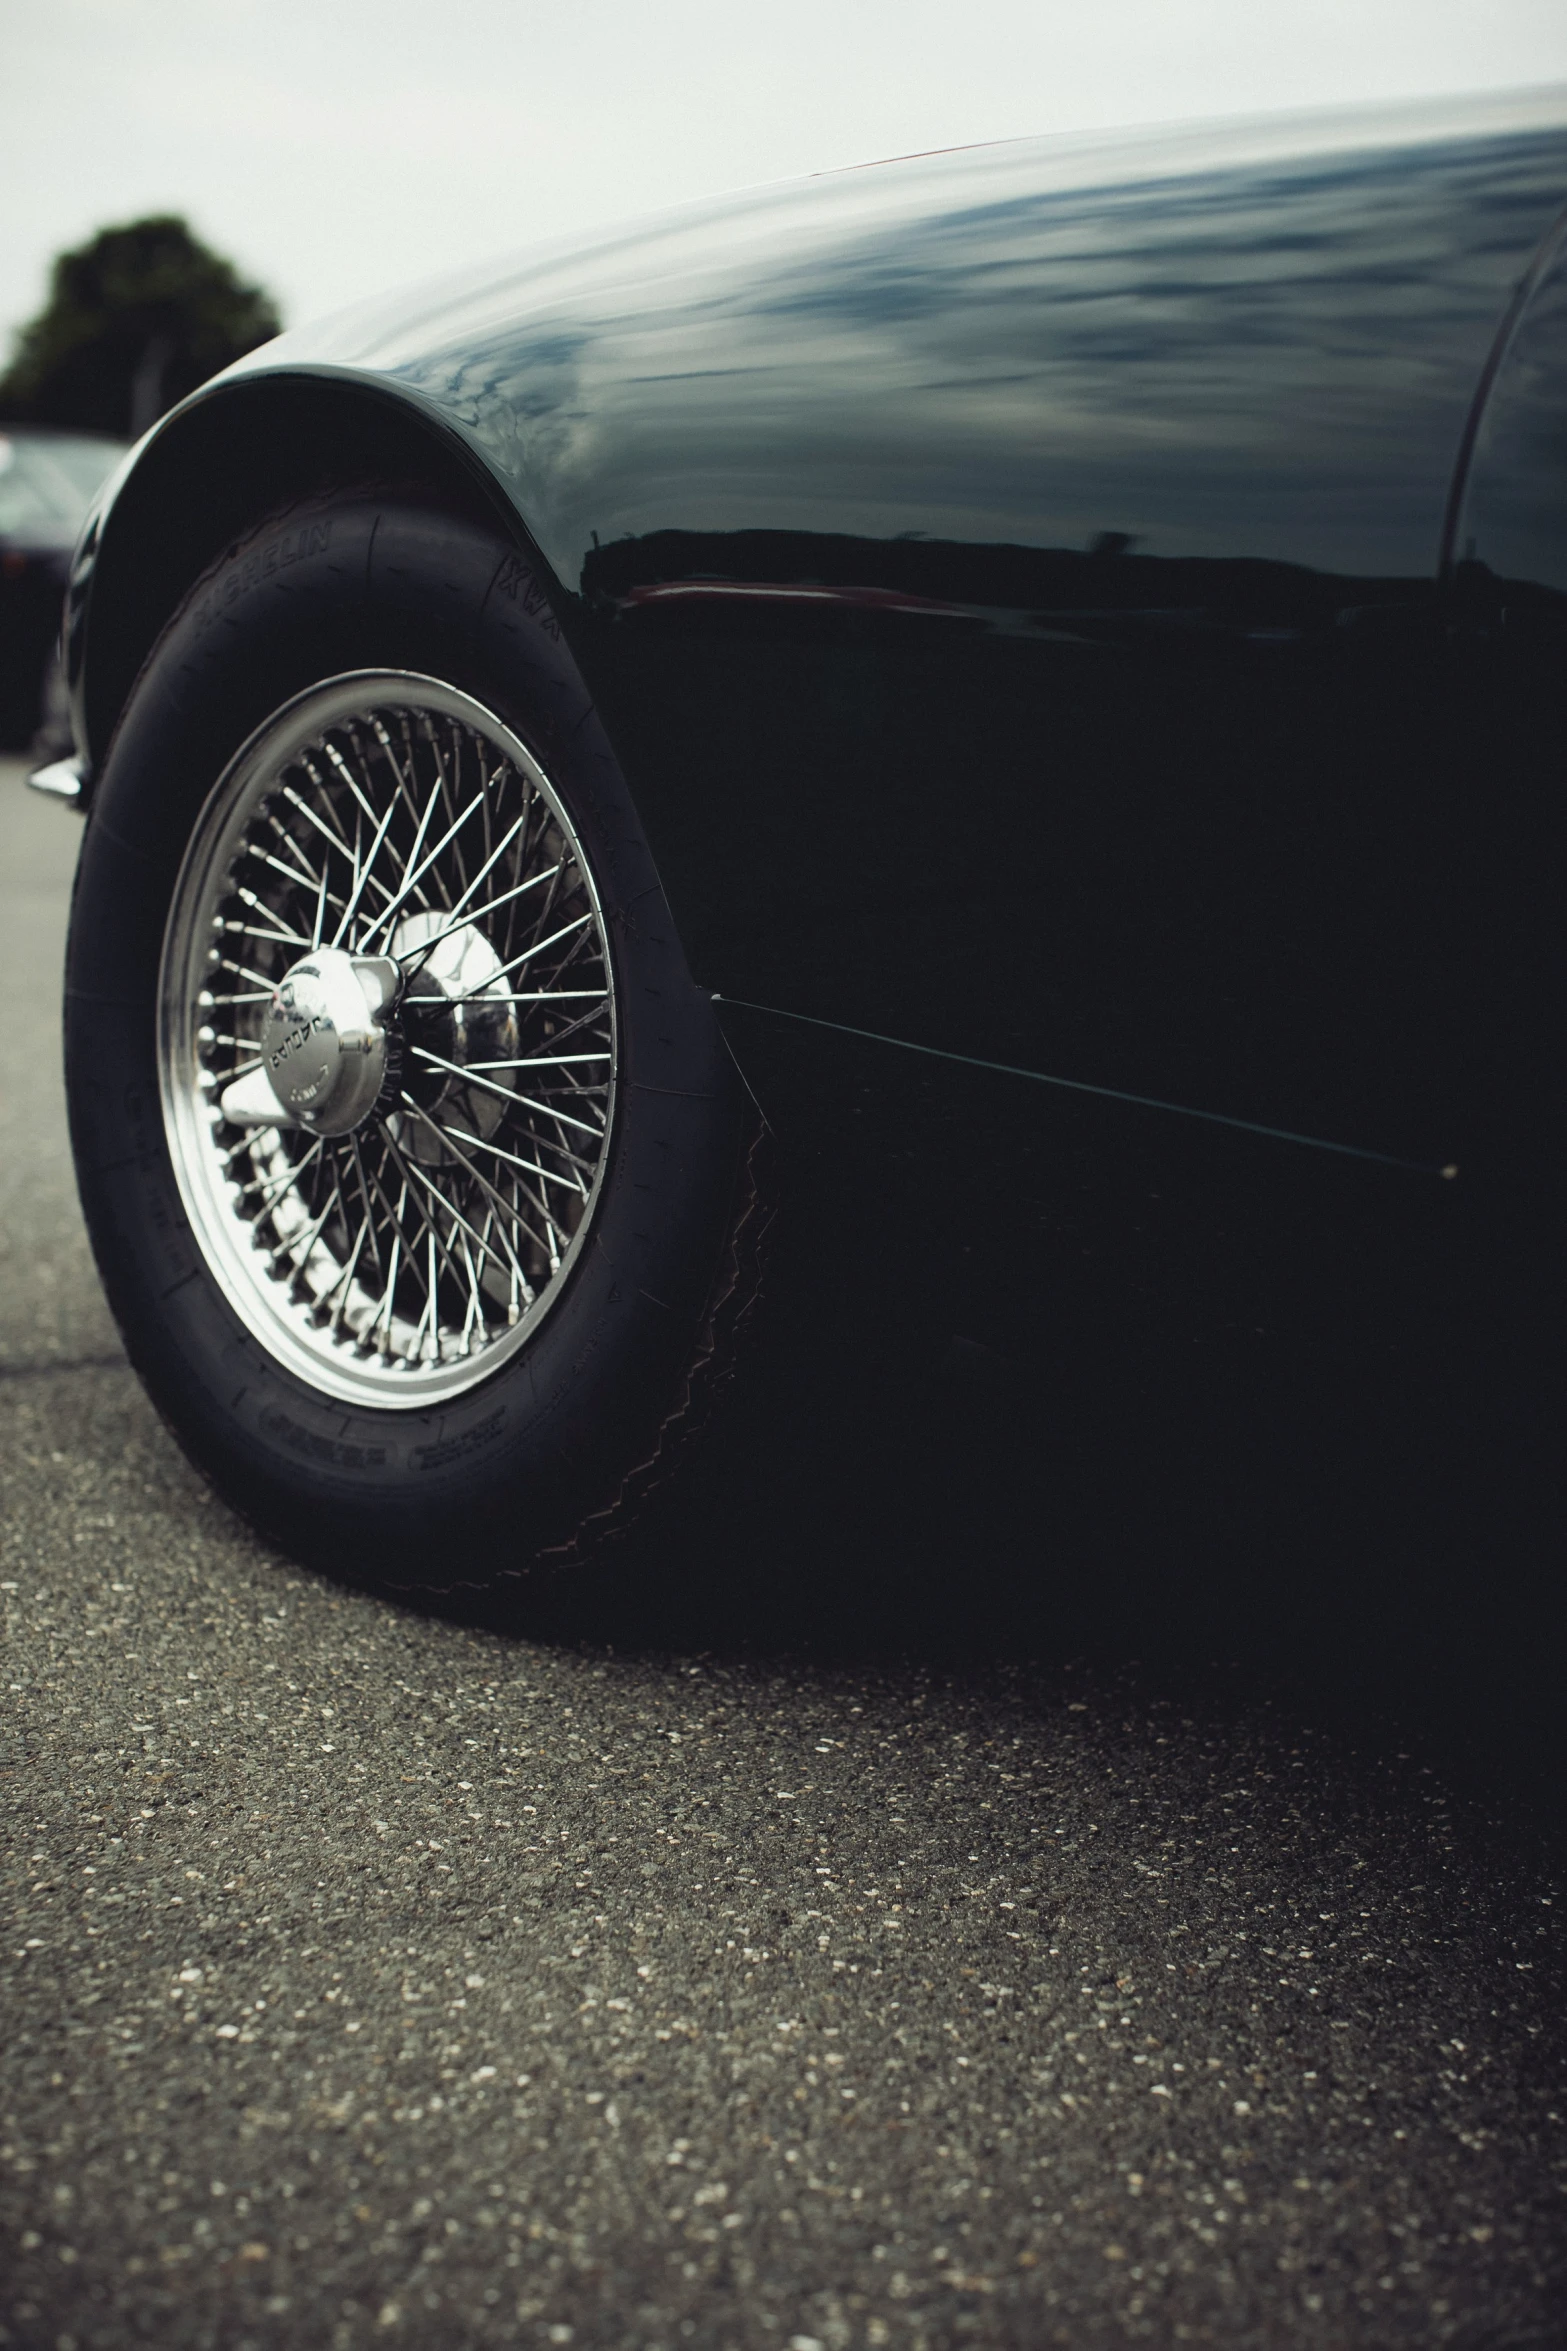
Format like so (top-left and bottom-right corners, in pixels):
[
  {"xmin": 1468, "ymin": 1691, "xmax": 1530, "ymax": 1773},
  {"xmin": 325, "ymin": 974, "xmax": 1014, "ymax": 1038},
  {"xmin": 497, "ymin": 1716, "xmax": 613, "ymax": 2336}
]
[
  {"xmin": 219, "ymin": 946, "xmax": 400, "ymax": 1134},
  {"xmin": 389, "ymin": 911, "xmax": 518, "ymax": 1166}
]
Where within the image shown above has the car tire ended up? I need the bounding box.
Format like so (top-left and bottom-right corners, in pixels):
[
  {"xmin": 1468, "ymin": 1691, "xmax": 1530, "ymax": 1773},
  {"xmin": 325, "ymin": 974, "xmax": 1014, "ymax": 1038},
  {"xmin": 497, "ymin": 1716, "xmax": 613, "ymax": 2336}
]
[{"xmin": 65, "ymin": 485, "xmax": 758, "ymax": 1589}]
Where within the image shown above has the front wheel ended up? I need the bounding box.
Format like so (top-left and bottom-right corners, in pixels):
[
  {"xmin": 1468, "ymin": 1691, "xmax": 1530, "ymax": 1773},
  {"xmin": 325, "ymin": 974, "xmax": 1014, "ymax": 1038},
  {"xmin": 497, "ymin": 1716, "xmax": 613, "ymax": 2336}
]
[{"xmin": 66, "ymin": 488, "xmax": 753, "ymax": 1586}]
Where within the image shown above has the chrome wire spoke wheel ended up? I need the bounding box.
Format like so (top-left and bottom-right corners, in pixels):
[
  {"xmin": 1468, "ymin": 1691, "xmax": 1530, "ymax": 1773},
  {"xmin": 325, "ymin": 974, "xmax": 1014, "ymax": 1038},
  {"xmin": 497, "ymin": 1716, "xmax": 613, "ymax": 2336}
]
[{"xmin": 158, "ymin": 671, "xmax": 617, "ymax": 1407}]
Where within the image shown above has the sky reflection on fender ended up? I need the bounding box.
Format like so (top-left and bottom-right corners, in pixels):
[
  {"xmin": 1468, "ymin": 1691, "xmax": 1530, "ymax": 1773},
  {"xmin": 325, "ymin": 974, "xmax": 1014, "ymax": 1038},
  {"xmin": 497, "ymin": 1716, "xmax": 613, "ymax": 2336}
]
[{"xmin": 245, "ymin": 97, "xmax": 1567, "ymax": 595}]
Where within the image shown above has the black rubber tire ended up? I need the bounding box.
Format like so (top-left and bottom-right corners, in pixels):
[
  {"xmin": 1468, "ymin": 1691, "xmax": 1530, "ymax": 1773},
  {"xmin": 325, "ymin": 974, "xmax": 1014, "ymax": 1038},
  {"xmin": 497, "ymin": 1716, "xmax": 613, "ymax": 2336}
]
[{"xmin": 65, "ymin": 486, "xmax": 753, "ymax": 1588}]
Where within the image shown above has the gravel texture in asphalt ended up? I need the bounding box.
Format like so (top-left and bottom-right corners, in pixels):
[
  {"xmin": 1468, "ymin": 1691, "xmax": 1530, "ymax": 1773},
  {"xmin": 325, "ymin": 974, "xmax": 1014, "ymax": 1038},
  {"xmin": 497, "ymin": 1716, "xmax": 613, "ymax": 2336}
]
[{"xmin": 2, "ymin": 761, "xmax": 1565, "ymax": 2351}]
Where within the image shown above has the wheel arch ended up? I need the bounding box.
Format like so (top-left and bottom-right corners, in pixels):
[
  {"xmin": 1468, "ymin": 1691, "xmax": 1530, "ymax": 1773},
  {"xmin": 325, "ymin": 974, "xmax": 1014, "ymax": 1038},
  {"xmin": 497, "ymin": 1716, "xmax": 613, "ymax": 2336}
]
[{"xmin": 70, "ymin": 367, "xmax": 572, "ymax": 789}]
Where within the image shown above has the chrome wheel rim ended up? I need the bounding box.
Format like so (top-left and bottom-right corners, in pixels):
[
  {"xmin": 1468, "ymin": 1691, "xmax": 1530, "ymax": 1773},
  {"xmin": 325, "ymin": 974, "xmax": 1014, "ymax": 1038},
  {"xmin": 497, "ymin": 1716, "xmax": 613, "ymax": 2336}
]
[{"xmin": 158, "ymin": 672, "xmax": 617, "ymax": 1409}]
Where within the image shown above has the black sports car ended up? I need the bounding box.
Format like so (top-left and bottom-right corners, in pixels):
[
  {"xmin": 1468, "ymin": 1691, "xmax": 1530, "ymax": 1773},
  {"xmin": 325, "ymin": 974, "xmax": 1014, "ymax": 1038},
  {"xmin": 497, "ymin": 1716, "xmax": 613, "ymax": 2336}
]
[
  {"xmin": 38, "ymin": 91, "xmax": 1566, "ymax": 1596},
  {"xmin": 0, "ymin": 425, "xmax": 123, "ymax": 747}
]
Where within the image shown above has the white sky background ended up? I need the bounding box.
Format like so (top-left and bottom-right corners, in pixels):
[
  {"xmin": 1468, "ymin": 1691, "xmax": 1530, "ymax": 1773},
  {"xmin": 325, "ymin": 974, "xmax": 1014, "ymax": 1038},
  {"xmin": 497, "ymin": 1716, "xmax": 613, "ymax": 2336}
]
[{"xmin": 2, "ymin": 0, "xmax": 1565, "ymax": 348}]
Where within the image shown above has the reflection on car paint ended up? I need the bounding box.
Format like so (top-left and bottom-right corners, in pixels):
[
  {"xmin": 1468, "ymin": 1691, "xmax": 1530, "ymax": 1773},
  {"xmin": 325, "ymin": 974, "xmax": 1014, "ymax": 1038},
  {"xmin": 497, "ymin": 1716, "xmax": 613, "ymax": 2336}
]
[
  {"xmin": 261, "ymin": 100, "xmax": 1567, "ymax": 594},
  {"xmin": 63, "ymin": 93, "xmax": 1567, "ymax": 1180}
]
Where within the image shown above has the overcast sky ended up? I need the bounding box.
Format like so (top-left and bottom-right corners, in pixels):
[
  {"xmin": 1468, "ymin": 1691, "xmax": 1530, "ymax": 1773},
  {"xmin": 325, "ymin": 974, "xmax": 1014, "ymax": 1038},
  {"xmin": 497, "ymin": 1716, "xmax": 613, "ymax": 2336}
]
[{"xmin": 3, "ymin": 0, "xmax": 1565, "ymax": 348}]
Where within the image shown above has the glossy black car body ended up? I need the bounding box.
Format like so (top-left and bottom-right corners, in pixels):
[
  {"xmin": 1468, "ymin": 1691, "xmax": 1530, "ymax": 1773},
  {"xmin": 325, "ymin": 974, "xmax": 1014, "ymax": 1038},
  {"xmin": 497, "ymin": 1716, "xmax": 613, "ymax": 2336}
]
[
  {"xmin": 55, "ymin": 91, "xmax": 1567, "ymax": 1603},
  {"xmin": 0, "ymin": 426, "xmax": 122, "ymax": 746}
]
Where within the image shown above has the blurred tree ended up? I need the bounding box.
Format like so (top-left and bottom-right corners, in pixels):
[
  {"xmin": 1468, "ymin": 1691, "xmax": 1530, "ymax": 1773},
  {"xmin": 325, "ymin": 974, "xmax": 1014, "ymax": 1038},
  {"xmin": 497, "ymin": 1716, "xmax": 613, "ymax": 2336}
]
[{"xmin": 0, "ymin": 216, "xmax": 281, "ymax": 439}]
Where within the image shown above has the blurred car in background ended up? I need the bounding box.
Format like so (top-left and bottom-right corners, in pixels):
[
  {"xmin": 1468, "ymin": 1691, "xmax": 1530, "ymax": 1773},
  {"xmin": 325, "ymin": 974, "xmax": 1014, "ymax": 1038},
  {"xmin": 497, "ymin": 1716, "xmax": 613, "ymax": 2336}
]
[{"xmin": 0, "ymin": 425, "xmax": 123, "ymax": 748}]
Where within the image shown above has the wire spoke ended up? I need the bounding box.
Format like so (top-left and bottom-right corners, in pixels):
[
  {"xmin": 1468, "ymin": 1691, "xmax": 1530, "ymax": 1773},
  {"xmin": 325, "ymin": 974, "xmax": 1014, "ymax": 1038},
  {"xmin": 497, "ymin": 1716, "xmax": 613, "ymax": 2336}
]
[
  {"xmin": 507, "ymin": 915, "xmax": 602, "ymax": 1001},
  {"xmin": 301, "ymin": 752, "xmax": 401, "ymax": 907},
  {"xmin": 467, "ymin": 1053, "xmax": 610, "ymax": 1070},
  {"xmin": 247, "ymin": 838, "xmax": 332, "ymax": 903},
  {"xmin": 329, "ymin": 761, "xmax": 405, "ymax": 946},
  {"xmin": 357, "ymin": 784, "xmax": 495, "ymax": 950},
  {"xmin": 501, "ymin": 1088, "xmax": 607, "ymax": 1142},
  {"xmin": 353, "ymin": 1150, "xmax": 434, "ymax": 1326},
  {"xmin": 242, "ymin": 1136, "xmax": 326, "ymax": 1218},
  {"xmin": 214, "ymin": 956, "xmax": 277, "ymax": 989},
  {"xmin": 420, "ymin": 1112, "xmax": 586, "ymax": 1200},
  {"xmin": 378, "ymin": 1119, "xmax": 491, "ymax": 1285},
  {"xmin": 477, "ymin": 989, "xmax": 609, "ymax": 1005},
  {"xmin": 224, "ymin": 920, "xmax": 311, "ymax": 950},
  {"xmin": 394, "ymin": 865, "xmax": 569, "ymax": 970},
  {"xmin": 280, "ymin": 779, "xmax": 398, "ymax": 909},
  {"xmin": 393, "ymin": 1093, "xmax": 564, "ymax": 1265},
  {"xmin": 462, "ymin": 911, "xmax": 597, "ymax": 990},
  {"xmin": 380, "ymin": 1121, "xmax": 529, "ymax": 1309}
]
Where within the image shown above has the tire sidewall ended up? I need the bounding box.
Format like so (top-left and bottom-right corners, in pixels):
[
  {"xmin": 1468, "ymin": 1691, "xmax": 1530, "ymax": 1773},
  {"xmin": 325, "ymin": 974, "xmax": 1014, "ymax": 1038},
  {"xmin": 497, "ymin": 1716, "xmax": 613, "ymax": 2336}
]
[{"xmin": 66, "ymin": 489, "xmax": 741, "ymax": 1578}]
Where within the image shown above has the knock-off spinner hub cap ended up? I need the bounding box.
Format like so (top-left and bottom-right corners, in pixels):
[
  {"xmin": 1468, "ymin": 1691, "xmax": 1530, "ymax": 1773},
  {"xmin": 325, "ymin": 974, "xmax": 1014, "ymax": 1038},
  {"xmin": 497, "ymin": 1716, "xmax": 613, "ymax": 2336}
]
[{"xmin": 219, "ymin": 946, "xmax": 400, "ymax": 1134}]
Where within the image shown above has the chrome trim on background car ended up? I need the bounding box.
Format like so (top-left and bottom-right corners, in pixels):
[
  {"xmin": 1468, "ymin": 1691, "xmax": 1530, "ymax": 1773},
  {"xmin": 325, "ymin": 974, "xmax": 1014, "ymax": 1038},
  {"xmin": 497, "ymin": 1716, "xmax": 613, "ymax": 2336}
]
[{"xmin": 24, "ymin": 755, "xmax": 85, "ymax": 804}]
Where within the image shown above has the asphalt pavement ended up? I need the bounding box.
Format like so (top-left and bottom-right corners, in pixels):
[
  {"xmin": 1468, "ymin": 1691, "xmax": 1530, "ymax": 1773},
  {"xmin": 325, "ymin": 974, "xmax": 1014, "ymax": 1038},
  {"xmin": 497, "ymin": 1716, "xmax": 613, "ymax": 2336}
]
[{"xmin": 2, "ymin": 756, "xmax": 1564, "ymax": 2351}]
